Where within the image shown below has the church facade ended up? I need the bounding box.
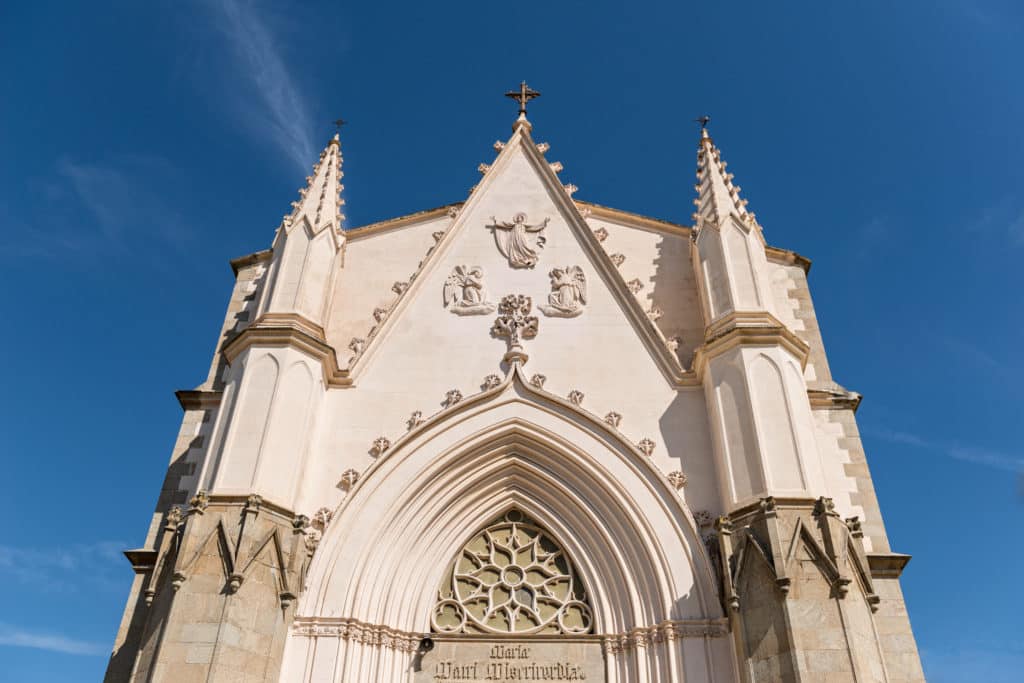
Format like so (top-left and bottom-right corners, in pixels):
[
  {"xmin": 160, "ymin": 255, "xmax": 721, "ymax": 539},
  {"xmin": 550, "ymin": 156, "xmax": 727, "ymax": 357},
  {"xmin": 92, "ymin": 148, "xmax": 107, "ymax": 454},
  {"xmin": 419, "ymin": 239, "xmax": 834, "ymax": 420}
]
[{"xmin": 105, "ymin": 100, "xmax": 925, "ymax": 682}]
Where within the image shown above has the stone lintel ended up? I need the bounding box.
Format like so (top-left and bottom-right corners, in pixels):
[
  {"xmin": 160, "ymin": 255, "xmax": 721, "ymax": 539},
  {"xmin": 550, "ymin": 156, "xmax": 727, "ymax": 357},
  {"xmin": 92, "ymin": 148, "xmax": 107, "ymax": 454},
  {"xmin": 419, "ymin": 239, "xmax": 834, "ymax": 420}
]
[
  {"xmin": 174, "ymin": 389, "xmax": 223, "ymax": 411},
  {"xmin": 867, "ymin": 552, "xmax": 912, "ymax": 578},
  {"xmin": 229, "ymin": 248, "xmax": 272, "ymax": 276}
]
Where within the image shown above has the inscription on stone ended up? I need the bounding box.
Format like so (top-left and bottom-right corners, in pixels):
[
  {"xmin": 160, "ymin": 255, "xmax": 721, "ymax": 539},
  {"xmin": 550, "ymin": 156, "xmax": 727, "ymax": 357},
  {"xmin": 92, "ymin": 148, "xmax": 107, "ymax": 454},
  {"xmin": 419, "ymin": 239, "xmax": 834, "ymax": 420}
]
[{"xmin": 414, "ymin": 639, "xmax": 604, "ymax": 682}]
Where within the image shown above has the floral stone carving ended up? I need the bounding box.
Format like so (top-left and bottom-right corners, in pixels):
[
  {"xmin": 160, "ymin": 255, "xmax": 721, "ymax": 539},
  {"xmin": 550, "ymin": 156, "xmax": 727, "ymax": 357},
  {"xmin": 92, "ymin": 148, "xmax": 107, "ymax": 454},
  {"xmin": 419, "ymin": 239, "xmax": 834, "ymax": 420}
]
[
  {"xmin": 593, "ymin": 227, "xmax": 608, "ymax": 242},
  {"xmin": 443, "ymin": 389, "xmax": 463, "ymax": 407},
  {"xmin": 482, "ymin": 374, "xmax": 502, "ymax": 390},
  {"xmin": 667, "ymin": 471, "xmax": 688, "ymax": 489},
  {"xmin": 637, "ymin": 438, "xmax": 656, "ymax": 456},
  {"xmin": 407, "ymin": 411, "xmax": 424, "ymax": 430},
  {"xmin": 529, "ymin": 374, "xmax": 547, "ymax": 389},
  {"xmin": 568, "ymin": 390, "xmax": 584, "ymax": 406},
  {"xmin": 443, "ymin": 265, "xmax": 496, "ymax": 315},
  {"xmin": 491, "ymin": 294, "xmax": 539, "ymax": 361},
  {"xmin": 604, "ymin": 412, "xmax": 622, "ymax": 428},
  {"xmin": 337, "ymin": 469, "xmax": 360, "ymax": 491},
  {"xmin": 539, "ymin": 266, "xmax": 587, "ymax": 318},
  {"xmin": 489, "ymin": 213, "xmax": 549, "ymax": 268},
  {"xmin": 370, "ymin": 437, "xmax": 391, "ymax": 457},
  {"xmin": 609, "ymin": 253, "xmax": 626, "ymax": 267}
]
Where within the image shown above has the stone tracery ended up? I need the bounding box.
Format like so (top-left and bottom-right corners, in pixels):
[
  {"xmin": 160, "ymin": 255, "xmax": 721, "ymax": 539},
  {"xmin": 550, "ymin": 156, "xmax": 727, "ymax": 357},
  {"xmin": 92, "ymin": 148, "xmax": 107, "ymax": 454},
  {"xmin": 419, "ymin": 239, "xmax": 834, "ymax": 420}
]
[{"xmin": 431, "ymin": 510, "xmax": 593, "ymax": 636}]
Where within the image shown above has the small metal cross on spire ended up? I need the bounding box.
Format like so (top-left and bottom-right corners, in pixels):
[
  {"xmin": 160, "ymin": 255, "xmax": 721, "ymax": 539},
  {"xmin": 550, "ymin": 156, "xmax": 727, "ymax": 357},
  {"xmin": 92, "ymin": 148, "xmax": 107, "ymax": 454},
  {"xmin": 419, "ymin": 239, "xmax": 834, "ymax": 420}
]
[
  {"xmin": 333, "ymin": 118, "xmax": 347, "ymax": 133},
  {"xmin": 694, "ymin": 115, "xmax": 711, "ymax": 129},
  {"xmin": 505, "ymin": 81, "xmax": 541, "ymax": 117}
]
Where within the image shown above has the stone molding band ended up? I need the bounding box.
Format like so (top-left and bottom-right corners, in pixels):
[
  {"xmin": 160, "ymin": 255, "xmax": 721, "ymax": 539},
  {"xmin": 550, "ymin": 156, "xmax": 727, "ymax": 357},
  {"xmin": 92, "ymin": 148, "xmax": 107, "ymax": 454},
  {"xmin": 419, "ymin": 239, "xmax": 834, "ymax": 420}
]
[{"xmin": 290, "ymin": 617, "xmax": 730, "ymax": 654}]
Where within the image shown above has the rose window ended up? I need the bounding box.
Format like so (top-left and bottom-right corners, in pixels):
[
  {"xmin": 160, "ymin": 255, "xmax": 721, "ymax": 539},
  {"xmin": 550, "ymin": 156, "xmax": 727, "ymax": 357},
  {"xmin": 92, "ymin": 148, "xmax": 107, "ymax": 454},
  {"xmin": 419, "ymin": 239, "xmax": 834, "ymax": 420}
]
[{"xmin": 431, "ymin": 510, "xmax": 593, "ymax": 635}]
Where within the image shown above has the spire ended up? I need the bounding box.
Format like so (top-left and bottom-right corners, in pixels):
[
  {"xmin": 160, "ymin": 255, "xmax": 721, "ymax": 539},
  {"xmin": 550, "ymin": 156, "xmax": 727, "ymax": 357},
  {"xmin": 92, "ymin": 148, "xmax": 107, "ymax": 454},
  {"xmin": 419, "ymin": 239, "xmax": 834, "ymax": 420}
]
[
  {"xmin": 692, "ymin": 125, "xmax": 756, "ymax": 230},
  {"xmin": 282, "ymin": 132, "xmax": 346, "ymax": 234}
]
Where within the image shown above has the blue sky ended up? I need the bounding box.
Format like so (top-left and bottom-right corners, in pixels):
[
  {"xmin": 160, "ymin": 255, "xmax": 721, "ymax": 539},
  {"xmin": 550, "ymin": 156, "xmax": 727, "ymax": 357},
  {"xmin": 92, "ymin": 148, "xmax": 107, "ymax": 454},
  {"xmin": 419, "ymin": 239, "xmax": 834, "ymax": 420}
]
[{"xmin": 1, "ymin": 1, "xmax": 1022, "ymax": 681}]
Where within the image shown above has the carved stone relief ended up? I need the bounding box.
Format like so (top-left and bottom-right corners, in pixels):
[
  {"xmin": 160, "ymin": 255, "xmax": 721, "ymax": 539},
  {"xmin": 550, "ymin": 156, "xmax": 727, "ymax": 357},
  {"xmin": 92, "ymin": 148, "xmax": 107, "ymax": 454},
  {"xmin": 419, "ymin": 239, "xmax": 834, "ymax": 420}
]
[
  {"xmin": 604, "ymin": 412, "xmax": 622, "ymax": 428},
  {"xmin": 337, "ymin": 469, "xmax": 360, "ymax": 491},
  {"xmin": 489, "ymin": 213, "xmax": 549, "ymax": 268},
  {"xmin": 637, "ymin": 438, "xmax": 656, "ymax": 456},
  {"xmin": 529, "ymin": 374, "xmax": 547, "ymax": 389},
  {"xmin": 609, "ymin": 253, "xmax": 625, "ymax": 267},
  {"xmin": 407, "ymin": 411, "xmax": 424, "ymax": 430},
  {"xmin": 430, "ymin": 510, "xmax": 593, "ymax": 635},
  {"xmin": 667, "ymin": 471, "xmax": 688, "ymax": 489},
  {"xmin": 370, "ymin": 437, "xmax": 391, "ymax": 457},
  {"xmin": 481, "ymin": 374, "xmax": 502, "ymax": 390},
  {"xmin": 539, "ymin": 266, "xmax": 587, "ymax": 318},
  {"xmin": 443, "ymin": 389, "xmax": 463, "ymax": 408},
  {"xmin": 443, "ymin": 265, "xmax": 496, "ymax": 315},
  {"xmin": 627, "ymin": 278, "xmax": 644, "ymax": 294},
  {"xmin": 568, "ymin": 390, "xmax": 585, "ymax": 406},
  {"xmin": 593, "ymin": 227, "xmax": 608, "ymax": 242}
]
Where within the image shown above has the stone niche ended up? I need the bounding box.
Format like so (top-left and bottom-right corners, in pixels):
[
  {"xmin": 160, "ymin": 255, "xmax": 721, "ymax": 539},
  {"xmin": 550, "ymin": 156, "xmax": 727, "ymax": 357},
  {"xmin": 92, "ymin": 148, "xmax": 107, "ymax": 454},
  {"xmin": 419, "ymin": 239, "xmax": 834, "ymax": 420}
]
[{"xmin": 414, "ymin": 638, "xmax": 604, "ymax": 683}]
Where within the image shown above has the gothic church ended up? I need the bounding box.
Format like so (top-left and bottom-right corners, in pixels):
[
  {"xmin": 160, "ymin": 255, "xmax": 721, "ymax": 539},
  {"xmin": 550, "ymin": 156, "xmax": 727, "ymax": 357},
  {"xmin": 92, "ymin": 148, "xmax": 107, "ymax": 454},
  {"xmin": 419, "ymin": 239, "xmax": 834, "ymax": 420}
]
[{"xmin": 106, "ymin": 89, "xmax": 925, "ymax": 682}]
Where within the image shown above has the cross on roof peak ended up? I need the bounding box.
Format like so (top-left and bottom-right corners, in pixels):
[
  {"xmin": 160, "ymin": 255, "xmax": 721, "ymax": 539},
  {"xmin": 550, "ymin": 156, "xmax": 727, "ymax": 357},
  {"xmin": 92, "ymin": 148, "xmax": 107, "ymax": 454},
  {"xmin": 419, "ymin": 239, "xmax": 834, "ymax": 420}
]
[{"xmin": 505, "ymin": 81, "xmax": 541, "ymax": 117}]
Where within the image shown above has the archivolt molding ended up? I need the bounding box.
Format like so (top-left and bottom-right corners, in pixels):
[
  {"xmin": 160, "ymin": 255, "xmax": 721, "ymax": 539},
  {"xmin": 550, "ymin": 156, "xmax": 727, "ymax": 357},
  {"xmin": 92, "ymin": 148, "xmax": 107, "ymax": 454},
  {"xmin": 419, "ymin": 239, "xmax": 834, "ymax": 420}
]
[{"xmin": 297, "ymin": 364, "xmax": 722, "ymax": 637}]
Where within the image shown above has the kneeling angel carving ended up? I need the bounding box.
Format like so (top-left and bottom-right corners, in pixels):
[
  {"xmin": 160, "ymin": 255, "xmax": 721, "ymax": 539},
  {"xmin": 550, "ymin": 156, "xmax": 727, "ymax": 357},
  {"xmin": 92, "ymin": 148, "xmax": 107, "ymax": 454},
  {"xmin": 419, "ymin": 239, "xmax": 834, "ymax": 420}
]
[
  {"xmin": 540, "ymin": 265, "xmax": 587, "ymax": 318},
  {"xmin": 443, "ymin": 265, "xmax": 496, "ymax": 315}
]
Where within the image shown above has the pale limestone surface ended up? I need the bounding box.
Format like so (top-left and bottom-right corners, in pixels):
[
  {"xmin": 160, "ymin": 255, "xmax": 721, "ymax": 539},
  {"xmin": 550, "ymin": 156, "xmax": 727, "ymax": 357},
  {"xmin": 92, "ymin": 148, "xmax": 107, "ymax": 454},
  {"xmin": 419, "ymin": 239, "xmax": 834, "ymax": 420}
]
[{"xmin": 106, "ymin": 119, "xmax": 923, "ymax": 683}]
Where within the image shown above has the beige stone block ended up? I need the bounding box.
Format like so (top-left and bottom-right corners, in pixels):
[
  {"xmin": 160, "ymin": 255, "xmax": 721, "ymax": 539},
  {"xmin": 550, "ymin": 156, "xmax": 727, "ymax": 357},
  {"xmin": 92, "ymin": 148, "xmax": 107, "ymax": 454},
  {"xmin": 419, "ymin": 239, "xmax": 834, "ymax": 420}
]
[
  {"xmin": 185, "ymin": 644, "xmax": 214, "ymax": 665},
  {"xmin": 180, "ymin": 623, "xmax": 220, "ymax": 644},
  {"xmin": 805, "ymin": 649, "xmax": 853, "ymax": 673}
]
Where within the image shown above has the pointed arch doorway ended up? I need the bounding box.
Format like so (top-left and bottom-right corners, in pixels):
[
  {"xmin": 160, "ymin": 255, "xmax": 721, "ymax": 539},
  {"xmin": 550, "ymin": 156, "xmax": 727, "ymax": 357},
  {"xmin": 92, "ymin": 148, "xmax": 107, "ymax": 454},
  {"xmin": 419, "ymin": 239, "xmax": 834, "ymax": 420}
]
[{"xmin": 281, "ymin": 373, "xmax": 735, "ymax": 682}]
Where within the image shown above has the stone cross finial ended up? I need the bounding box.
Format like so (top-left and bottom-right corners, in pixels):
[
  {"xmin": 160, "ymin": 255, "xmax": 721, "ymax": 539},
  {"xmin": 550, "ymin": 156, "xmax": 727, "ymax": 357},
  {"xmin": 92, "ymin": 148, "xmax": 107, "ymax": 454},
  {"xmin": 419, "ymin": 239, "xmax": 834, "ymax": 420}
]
[
  {"xmin": 505, "ymin": 81, "xmax": 540, "ymax": 117},
  {"xmin": 491, "ymin": 294, "xmax": 538, "ymax": 364}
]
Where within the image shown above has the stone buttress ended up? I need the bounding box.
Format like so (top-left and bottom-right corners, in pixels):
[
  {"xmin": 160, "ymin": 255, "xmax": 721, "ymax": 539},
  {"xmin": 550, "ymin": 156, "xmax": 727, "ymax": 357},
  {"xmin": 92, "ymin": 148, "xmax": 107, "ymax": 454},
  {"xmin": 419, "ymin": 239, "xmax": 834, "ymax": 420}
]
[
  {"xmin": 104, "ymin": 135, "xmax": 346, "ymax": 682},
  {"xmin": 691, "ymin": 127, "xmax": 923, "ymax": 682}
]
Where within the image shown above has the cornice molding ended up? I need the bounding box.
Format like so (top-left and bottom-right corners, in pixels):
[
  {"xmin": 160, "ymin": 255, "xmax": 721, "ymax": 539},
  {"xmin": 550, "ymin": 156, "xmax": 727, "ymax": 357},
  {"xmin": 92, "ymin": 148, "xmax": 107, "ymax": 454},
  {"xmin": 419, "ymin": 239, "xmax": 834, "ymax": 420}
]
[
  {"xmin": 229, "ymin": 249, "xmax": 272, "ymax": 276},
  {"xmin": 866, "ymin": 552, "xmax": 911, "ymax": 579},
  {"xmin": 765, "ymin": 246, "xmax": 812, "ymax": 274},
  {"xmin": 574, "ymin": 200, "xmax": 691, "ymax": 237},
  {"xmin": 345, "ymin": 203, "xmax": 463, "ymax": 242},
  {"xmin": 808, "ymin": 386, "xmax": 863, "ymax": 412},
  {"xmin": 692, "ymin": 311, "xmax": 811, "ymax": 374},
  {"xmin": 175, "ymin": 390, "xmax": 224, "ymax": 411},
  {"xmin": 221, "ymin": 313, "xmax": 352, "ymax": 388}
]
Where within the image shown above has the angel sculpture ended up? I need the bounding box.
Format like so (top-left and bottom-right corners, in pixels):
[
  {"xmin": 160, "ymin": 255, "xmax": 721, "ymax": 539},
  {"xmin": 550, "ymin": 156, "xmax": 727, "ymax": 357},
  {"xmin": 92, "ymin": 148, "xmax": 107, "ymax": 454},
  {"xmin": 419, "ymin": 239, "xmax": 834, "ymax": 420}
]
[
  {"xmin": 489, "ymin": 212, "xmax": 549, "ymax": 268},
  {"xmin": 540, "ymin": 265, "xmax": 587, "ymax": 318},
  {"xmin": 443, "ymin": 265, "xmax": 496, "ymax": 315}
]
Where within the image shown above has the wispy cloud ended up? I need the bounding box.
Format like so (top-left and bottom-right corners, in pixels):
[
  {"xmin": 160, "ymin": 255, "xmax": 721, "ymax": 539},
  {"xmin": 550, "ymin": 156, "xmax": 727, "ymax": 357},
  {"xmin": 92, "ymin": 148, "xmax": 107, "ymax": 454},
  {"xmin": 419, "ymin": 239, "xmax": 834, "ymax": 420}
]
[
  {"xmin": 0, "ymin": 540, "xmax": 127, "ymax": 594},
  {"xmin": 1, "ymin": 156, "xmax": 193, "ymax": 264},
  {"xmin": 206, "ymin": 0, "xmax": 315, "ymax": 172},
  {"xmin": 967, "ymin": 196, "xmax": 1024, "ymax": 247},
  {"xmin": 940, "ymin": 336, "xmax": 1011, "ymax": 375},
  {"xmin": 866, "ymin": 427, "xmax": 1024, "ymax": 473},
  {"xmin": 0, "ymin": 623, "xmax": 106, "ymax": 656}
]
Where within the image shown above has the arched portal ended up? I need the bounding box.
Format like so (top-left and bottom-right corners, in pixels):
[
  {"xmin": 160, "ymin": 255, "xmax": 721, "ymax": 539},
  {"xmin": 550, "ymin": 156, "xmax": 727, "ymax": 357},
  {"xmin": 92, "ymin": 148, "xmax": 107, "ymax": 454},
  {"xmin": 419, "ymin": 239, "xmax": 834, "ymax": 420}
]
[{"xmin": 281, "ymin": 370, "xmax": 735, "ymax": 682}]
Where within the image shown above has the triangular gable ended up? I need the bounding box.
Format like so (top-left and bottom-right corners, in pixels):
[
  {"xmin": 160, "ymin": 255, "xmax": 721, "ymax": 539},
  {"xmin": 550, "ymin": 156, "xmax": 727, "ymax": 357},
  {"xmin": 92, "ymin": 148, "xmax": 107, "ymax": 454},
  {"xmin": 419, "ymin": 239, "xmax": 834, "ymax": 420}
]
[{"xmin": 347, "ymin": 121, "xmax": 695, "ymax": 387}]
